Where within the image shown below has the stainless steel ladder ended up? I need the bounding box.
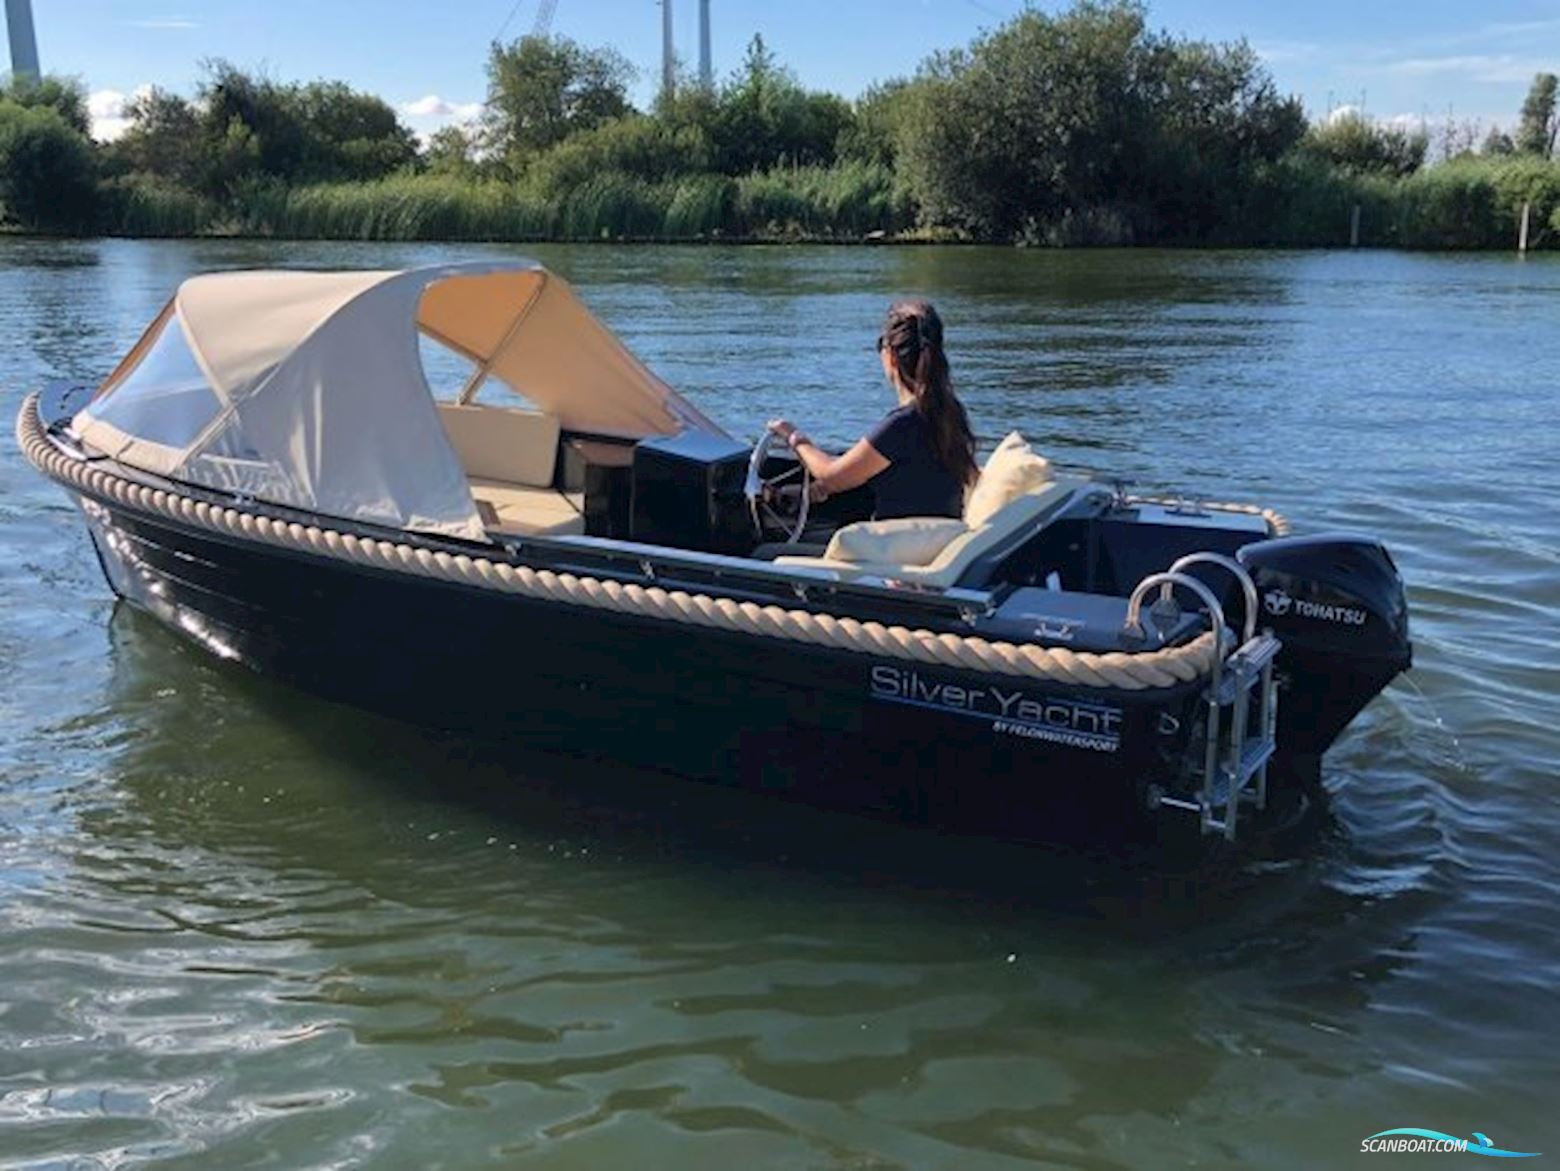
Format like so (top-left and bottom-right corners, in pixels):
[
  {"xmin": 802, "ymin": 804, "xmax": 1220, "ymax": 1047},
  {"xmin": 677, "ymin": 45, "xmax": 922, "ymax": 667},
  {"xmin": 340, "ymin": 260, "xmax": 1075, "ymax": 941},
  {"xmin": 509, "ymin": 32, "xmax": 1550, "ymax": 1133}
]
[{"xmin": 1125, "ymin": 553, "xmax": 1281, "ymax": 841}]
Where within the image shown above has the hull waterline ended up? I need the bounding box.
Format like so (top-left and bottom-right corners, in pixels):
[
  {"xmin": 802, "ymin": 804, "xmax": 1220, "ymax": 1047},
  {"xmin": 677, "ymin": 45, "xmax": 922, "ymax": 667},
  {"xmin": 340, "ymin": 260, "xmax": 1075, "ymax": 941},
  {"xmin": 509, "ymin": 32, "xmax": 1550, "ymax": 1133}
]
[
  {"xmin": 76, "ymin": 489, "xmax": 1200, "ymax": 844},
  {"xmin": 24, "ymin": 381, "xmax": 1407, "ymax": 850}
]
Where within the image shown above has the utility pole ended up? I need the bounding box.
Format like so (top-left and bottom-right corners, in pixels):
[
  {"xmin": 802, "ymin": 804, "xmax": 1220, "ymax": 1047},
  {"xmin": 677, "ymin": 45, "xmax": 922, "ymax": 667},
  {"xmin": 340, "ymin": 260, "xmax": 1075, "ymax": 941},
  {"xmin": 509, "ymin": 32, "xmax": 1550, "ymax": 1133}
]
[
  {"xmin": 661, "ymin": 0, "xmax": 675, "ymax": 104},
  {"xmin": 531, "ymin": 0, "xmax": 559, "ymax": 39},
  {"xmin": 5, "ymin": 0, "xmax": 40, "ymax": 79},
  {"xmin": 698, "ymin": 0, "xmax": 712, "ymax": 89}
]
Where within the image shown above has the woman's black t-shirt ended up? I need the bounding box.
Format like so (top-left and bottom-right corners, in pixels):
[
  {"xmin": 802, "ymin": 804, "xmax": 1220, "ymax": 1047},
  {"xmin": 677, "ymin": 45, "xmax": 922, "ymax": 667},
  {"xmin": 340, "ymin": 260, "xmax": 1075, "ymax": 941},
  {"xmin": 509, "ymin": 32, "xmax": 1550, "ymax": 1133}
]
[{"xmin": 864, "ymin": 405, "xmax": 965, "ymax": 520}]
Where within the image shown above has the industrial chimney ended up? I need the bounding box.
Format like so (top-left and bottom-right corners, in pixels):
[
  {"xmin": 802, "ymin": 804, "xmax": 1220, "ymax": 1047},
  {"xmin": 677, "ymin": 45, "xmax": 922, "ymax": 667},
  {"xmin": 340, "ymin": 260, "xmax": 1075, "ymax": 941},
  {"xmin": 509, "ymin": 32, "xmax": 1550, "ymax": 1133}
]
[
  {"xmin": 661, "ymin": 0, "xmax": 675, "ymax": 103},
  {"xmin": 5, "ymin": 0, "xmax": 40, "ymax": 79},
  {"xmin": 698, "ymin": 0, "xmax": 712, "ymax": 89}
]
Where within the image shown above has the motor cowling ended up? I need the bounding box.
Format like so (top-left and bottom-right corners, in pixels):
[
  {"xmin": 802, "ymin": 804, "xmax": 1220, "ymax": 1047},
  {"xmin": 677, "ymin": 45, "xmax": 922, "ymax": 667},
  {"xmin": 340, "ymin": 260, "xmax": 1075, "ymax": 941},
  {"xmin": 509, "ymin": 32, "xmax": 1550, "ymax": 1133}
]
[{"xmin": 1237, "ymin": 533, "xmax": 1412, "ymax": 764}]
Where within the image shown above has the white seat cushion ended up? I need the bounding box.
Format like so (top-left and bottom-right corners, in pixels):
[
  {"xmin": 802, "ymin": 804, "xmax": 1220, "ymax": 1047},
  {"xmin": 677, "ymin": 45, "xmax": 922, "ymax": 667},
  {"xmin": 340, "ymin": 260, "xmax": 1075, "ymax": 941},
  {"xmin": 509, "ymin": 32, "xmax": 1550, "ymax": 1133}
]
[
  {"xmin": 823, "ymin": 516, "xmax": 968, "ymax": 565},
  {"xmin": 777, "ymin": 478, "xmax": 1085, "ymax": 588},
  {"xmin": 438, "ymin": 403, "xmax": 560, "ymax": 487},
  {"xmin": 471, "ymin": 478, "xmax": 584, "ymax": 536},
  {"xmin": 964, "ymin": 431, "xmax": 1053, "ymax": 527}
]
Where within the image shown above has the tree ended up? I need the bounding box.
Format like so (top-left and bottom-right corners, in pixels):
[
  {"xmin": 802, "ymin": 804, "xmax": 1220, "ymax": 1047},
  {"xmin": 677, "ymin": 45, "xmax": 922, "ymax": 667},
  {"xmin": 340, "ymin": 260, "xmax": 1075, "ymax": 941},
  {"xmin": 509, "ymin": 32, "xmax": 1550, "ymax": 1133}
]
[
  {"xmin": 0, "ymin": 73, "xmax": 90, "ymax": 136},
  {"xmin": 192, "ymin": 62, "xmax": 417, "ymax": 195},
  {"xmin": 1481, "ymin": 125, "xmax": 1515, "ymax": 156},
  {"xmin": 1436, "ymin": 117, "xmax": 1481, "ymax": 164},
  {"xmin": 527, "ymin": 114, "xmax": 713, "ymax": 195},
  {"xmin": 1305, "ymin": 111, "xmax": 1426, "ymax": 177},
  {"xmin": 710, "ymin": 34, "xmax": 855, "ymax": 172},
  {"xmin": 423, "ymin": 125, "xmax": 478, "ymax": 176},
  {"xmin": 109, "ymin": 87, "xmax": 203, "ymax": 187},
  {"xmin": 891, "ymin": 2, "xmax": 1305, "ymax": 240},
  {"xmin": 197, "ymin": 62, "xmax": 303, "ymax": 191},
  {"xmin": 1136, "ymin": 38, "xmax": 1307, "ymax": 238},
  {"xmin": 292, "ymin": 80, "xmax": 418, "ymax": 180},
  {"xmin": 837, "ymin": 81, "xmax": 911, "ymax": 168},
  {"xmin": 1515, "ymin": 72, "xmax": 1557, "ymax": 158},
  {"xmin": 0, "ymin": 100, "xmax": 98, "ymax": 229},
  {"xmin": 482, "ymin": 35, "xmax": 634, "ymax": 167}
]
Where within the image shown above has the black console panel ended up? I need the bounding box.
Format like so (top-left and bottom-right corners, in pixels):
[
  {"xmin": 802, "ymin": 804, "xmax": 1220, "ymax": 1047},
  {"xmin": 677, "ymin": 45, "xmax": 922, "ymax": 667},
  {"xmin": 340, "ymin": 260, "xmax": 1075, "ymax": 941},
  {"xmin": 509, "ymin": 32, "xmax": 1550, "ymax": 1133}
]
[{"xmin": 630, "ymin": 431, "xmax": 753, "ymax": 554}]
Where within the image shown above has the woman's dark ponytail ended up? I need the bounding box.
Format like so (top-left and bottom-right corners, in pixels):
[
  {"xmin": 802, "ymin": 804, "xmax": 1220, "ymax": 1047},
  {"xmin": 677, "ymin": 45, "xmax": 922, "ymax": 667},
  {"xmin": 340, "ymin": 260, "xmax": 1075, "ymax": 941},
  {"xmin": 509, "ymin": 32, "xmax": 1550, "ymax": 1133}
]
[{"xmin": 883, "ymin": 300, "xmax": 977, "ymax": 487}]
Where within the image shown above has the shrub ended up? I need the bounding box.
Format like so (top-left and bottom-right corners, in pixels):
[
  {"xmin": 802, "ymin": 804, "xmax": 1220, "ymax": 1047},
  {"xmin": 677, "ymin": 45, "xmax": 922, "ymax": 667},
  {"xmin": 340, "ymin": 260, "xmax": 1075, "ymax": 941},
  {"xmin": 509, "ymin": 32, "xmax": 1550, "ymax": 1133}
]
[
  {"xmin": 525, "ymin": 115, "xmax": 712, "ymax": 196},
  {"xmin": 0, "ymin": 100, "xmax": 98, "ymax": 231}
]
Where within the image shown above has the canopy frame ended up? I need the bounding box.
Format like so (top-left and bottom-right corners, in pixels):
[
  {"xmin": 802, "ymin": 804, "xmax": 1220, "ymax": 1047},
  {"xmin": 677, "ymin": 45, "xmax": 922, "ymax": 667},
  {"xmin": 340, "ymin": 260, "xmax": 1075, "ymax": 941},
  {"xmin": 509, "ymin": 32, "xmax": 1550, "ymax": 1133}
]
[{"xmin": 71, "ymin": 260, "xmax": 722, "ymax": 542}]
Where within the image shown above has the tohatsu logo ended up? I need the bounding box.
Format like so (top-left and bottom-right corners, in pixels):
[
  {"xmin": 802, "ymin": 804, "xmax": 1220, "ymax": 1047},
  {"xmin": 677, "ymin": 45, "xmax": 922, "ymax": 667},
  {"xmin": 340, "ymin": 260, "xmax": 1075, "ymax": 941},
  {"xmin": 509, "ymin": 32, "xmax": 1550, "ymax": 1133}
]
[
  {"xmin": 1264, "ymin": 588, "xmax": 1367, "ymax": 626},
  {"xmin": 869, "ymin": 665, "xmax": 1123, "ymax": 753}
]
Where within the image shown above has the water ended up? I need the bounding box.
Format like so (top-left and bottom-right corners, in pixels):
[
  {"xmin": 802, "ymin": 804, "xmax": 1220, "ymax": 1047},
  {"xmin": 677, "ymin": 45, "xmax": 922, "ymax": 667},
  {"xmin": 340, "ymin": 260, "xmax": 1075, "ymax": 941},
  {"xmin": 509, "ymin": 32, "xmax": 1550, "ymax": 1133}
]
[{"xmin": 2, "ymin": 239, "xmax": 1557, "ymax": 1168}]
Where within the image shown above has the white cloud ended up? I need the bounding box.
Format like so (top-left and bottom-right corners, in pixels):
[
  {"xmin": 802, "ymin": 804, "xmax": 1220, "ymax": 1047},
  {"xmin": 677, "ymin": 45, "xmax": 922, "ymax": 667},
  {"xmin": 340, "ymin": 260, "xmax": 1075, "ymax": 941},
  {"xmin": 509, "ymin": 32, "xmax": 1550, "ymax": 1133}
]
[
  {"xmin": 121, "ymin": 17, "xmax": 198, "ymax": 29},
  {"xmin": 400, "ymin": 94, "xmax": 483, "ymax": 122},
  {"xmin": 398, "ymin": 95, "xmax": 484, "ymax": 146},
  {"xmin": 1323, "ymin": 106, "xmax": 1512, "ymax": 136},
  {"xmin": 87, "ymin": 86, "xmax": 153, "ymax": 142},
  {"xmin": 1476, "ymin": 17, "xmax": 1560, "ymax": 40},
  {"xmin": 1384, "ymin": 54, "xmax": 1550, "ymax": 85}
]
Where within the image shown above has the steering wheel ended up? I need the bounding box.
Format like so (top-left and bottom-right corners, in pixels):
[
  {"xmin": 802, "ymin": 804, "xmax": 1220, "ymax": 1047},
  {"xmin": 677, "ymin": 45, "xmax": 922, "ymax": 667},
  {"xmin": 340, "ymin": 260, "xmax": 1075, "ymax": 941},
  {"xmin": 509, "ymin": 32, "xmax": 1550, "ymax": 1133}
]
[{"xmin": 745, "ymin": 430, "xmax": 812, "ymax": 544}]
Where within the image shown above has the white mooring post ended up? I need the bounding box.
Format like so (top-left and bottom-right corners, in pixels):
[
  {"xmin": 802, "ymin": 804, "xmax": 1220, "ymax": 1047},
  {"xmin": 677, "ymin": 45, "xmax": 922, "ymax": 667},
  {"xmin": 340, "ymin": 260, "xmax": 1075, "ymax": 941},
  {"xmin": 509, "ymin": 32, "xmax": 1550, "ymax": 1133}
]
[
  {"xmin": 1349, "ymin": 204, "xmax": 1361, "ymax": 248},
  {"xmin": 1519, "ymin": 202, "xmax": 1531, "ymax": 254}
]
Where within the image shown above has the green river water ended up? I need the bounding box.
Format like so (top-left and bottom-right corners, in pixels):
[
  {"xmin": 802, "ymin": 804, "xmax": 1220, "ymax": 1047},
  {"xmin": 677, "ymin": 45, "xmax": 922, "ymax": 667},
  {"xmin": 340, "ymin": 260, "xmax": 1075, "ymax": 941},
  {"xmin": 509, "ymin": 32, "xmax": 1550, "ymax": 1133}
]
[{"xmin": 1, "ymin": 239, "xmax": 1557, "ymax": 1169}]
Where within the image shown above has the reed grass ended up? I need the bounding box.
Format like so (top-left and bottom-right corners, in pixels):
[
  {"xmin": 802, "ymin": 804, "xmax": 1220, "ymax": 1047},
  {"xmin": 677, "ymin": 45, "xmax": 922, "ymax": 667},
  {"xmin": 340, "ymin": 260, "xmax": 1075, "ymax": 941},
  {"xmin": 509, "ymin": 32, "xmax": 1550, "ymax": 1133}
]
[
  {"xmin": 232, "ymin": 177, "xmax": 556, "ymax": 241},
  {"xmin": 97, "ymin": 156, "xmax": 1558, "ymax": 249},
  {"xmin": 127, "ymin": 162, "xmax": 911, "ymax": 243},
  {"xmin": 100, "ymin": 176, "xmax": 219, "ymax": 237}
]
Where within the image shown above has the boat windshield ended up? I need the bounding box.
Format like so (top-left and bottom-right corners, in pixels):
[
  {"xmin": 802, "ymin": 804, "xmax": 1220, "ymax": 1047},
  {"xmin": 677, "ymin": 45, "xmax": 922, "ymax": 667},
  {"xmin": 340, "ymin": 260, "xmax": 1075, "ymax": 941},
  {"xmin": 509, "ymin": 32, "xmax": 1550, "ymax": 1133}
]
[{"xmin": 89, "ymin": 311, "xmax": 221, "ymax": 449}]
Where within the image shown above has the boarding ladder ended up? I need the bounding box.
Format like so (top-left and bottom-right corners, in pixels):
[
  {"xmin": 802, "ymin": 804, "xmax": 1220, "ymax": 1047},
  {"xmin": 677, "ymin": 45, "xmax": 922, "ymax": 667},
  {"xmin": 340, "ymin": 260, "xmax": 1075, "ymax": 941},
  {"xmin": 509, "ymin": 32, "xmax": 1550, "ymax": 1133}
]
[{"xmin": 1125, "ymin": 554, "xmax": 1280, "ymax": 841}]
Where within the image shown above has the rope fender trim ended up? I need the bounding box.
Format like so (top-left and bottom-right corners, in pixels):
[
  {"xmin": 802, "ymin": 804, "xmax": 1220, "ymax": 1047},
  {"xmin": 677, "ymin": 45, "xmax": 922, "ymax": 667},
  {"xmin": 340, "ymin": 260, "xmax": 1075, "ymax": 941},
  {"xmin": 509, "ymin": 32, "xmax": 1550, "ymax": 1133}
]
[{"xmin": 18, "ymin": 394, "xmax": 1227, "ymax": 692}]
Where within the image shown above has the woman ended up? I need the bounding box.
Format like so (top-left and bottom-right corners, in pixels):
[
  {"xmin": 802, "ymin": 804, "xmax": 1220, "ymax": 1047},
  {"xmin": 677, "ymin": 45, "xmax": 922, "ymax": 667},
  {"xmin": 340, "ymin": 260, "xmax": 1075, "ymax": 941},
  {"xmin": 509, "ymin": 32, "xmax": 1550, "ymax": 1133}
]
[{"xmin": 768, "ymin": 299, "xmax": 978, "ymax": 521}]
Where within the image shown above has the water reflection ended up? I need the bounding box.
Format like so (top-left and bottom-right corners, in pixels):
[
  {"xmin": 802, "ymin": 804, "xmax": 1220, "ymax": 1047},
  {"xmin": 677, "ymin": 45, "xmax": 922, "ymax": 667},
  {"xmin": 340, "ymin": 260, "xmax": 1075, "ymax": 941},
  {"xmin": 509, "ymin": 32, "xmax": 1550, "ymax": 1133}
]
[
  {"xmin": 2, "ymin": 239, "xmax": 1556, "ymax": 1167},
  {"xmin": 62, "ymin": 606, "xmax": 1347, "ymax": 1166}
]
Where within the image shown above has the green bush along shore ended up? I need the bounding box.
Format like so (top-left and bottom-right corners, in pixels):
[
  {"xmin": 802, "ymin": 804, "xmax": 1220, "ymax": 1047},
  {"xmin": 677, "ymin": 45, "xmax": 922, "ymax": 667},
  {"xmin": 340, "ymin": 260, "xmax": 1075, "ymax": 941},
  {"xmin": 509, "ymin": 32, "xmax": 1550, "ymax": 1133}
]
[{"xmin": 2, "ymin": 3, "xmax": 1557, "ymax": 248}]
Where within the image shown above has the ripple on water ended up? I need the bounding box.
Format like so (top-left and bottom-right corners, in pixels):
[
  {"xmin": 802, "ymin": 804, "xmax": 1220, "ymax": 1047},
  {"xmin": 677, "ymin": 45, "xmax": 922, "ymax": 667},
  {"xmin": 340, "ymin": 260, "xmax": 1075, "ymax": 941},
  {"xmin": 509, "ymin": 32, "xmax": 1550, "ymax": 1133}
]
[{"xmin": 1, "ymin": 242, "xmax": 1558, "ymax": 1168}]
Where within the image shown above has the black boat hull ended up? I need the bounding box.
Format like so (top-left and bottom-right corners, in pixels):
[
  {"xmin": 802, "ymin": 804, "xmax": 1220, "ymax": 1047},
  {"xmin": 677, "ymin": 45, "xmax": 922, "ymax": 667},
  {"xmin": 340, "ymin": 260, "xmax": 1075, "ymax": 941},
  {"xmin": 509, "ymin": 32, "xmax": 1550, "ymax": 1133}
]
[{"xmin": 76, "ymin": 489, "xmax": 1206, "ymax": 844}]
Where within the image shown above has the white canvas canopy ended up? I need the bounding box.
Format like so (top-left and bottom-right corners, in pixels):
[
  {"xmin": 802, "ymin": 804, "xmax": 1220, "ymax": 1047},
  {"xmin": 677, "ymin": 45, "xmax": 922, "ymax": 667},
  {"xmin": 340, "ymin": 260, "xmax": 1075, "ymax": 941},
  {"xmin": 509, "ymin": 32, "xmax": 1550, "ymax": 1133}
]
[{"xmin": 72, "ymin": 261, "xmax": 722, "ymax": 540}]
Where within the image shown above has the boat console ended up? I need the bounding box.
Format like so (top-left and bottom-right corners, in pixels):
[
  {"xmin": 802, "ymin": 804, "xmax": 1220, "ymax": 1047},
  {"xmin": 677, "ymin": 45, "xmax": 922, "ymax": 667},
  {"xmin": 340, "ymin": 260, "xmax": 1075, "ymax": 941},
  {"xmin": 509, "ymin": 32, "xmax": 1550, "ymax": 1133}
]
[{"xmin": 628, "ymin": 431, "xmax": 753, "ymax": 555}]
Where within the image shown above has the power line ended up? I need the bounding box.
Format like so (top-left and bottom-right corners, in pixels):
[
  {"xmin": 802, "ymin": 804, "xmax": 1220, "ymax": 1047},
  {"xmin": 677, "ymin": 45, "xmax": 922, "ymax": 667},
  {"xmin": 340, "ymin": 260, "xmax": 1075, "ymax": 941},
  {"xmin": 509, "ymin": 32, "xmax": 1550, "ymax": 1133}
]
[{"xmin": 962, "ymin": 0, "xmax": 1010, "ymax": 19}]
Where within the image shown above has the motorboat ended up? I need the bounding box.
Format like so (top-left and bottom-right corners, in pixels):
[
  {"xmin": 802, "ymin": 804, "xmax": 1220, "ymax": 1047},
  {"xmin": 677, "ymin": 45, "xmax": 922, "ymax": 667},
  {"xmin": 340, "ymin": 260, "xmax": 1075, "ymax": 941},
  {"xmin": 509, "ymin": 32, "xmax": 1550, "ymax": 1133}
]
[{"xmin": 17, "ymin": 261, "xmax": 1412, "ymax": 844}]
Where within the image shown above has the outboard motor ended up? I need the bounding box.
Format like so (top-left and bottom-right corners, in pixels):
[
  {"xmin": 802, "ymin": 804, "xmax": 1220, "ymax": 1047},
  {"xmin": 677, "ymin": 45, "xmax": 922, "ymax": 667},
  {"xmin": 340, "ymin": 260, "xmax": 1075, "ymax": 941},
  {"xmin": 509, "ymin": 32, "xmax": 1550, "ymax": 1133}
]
[{"xmin": 1238, "ymin": 534, "xmax": 1412, "ymax": 771}]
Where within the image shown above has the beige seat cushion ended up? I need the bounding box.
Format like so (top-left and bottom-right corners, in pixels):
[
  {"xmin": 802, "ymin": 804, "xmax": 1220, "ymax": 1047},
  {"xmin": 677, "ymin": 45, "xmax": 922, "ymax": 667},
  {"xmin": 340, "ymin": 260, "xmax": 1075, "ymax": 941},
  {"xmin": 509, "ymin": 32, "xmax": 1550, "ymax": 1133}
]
[
  {"xmin": 438, "ymin": 403, "xmax": 560, "ymax": 487},
  {"xmin": 777, "ymin": 478, "xmax": 1085, "ymax": 589},
  {"xmin": 823, "ymin": 516, "xmax": 968, "ymax": 565},
  {"xmin": 964, "ymin": 431, "xmax": 1053, "ymax": 527},
  {"xmin": 471, "ymin": 478, "xmax": 584, "ymax": 536}
]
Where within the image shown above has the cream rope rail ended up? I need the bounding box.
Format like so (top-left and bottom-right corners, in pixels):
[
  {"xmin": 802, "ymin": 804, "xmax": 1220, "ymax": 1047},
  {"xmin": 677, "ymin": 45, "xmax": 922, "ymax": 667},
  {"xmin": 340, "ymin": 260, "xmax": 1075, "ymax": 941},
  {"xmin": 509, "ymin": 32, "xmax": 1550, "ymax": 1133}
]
[
  {"xmin": 19, "ymin": 395, "xmax": 1221, "ymax": 691},
  {"xmin": 1127, "ymin": 494, "xmax": 1292, "ymax": 537}
]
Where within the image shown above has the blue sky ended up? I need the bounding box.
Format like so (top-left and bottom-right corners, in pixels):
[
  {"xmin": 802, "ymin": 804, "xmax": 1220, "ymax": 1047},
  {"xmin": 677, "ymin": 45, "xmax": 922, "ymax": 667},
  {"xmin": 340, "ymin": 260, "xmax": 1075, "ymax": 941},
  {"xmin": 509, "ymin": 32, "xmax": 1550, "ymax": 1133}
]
[{"xmin": 19, "ymin": 1, "xmax": 1560, "ymax": 142}]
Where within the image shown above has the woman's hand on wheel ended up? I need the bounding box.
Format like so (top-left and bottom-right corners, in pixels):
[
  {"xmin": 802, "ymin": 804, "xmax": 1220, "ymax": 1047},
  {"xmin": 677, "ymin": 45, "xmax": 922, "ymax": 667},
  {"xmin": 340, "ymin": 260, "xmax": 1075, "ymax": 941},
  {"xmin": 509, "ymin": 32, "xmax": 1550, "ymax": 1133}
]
[{"xmin": 766, "ymin": 418, "xmax": 797, "ymax": 443}]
